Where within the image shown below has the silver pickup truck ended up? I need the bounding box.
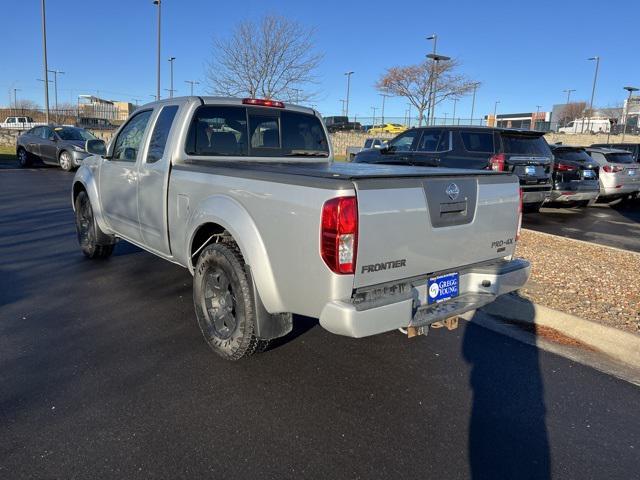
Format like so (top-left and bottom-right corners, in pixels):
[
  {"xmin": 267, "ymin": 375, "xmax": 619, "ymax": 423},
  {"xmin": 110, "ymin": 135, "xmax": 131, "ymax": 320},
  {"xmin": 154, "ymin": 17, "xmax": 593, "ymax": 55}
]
[{"xmin": 72, "ymin": 96, "xmax": 530, "ymax": 360}]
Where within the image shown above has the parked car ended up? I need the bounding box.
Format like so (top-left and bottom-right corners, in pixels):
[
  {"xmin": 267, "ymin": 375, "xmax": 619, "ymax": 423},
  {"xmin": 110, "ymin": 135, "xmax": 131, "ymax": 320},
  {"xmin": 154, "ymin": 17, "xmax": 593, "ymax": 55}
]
[
  {"xmin": 323, "ymin": 116, "xmax": 362, "ymax": 132},
  {"xmin": 368, "ymin": 123, "xmax": 407, "ymax": 135},
  {"xmin": 547, "ymin": 145, "xmax": 600, "ymax": 207},
  {"xmin": 16, "ymin": 125, "xmax": 96, "ymax": 170},
  {"xmin": 584, "ymin": 147, "xmax": 640, "ymax": 202},
  {"xmin": 558, "ymin": 118, "xmax": 611, "ymax": 134},
  {"xmin": 354, "ymin": 126, "xmax": 553, "ymax": 212},
  {"xmin": 345, "ymin": 137, "xmax": 386, "ymax": 160},
  {"xmin": 72, "ymin": 96, "xmax": 529, "ymax": 360},
  {"xmin": 1, "ymin": 116, "xmax": 46, "ymax": 130},
  {"xmin": 591, "ymin": 142, "xmax": 640, "ymax": 163}
]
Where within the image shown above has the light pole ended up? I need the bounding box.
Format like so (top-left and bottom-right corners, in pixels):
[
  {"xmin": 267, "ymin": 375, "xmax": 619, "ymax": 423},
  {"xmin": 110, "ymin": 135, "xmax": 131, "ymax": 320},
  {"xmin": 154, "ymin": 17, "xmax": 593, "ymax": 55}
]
[
  {"xmin": 426, "ymin": 53, "xmax": 451, "ymax": 125},
  {"xmin": 470, "ymin": 82, "xmax": 480, "ymax": 125},
  {"xmin": 493, "ymin": 100, "xmax": 500, "ymax": 127},
  {"xmin": 339, "ymin": 99, "xmax": 346, "ymax": 116},
  {"xmin": 344, "ymin": 71, "xmax": 354, "ymax": 119},
  {"xmin": 168, "ymin": 56, "xmax": 175, "ymax": 98},
  {"xmin": 153, "ymin": 0, "xmax": 162, "ymax": 100},
  {"xmin": 426, "ymin": 34, "xmax": 437, "ymax": 124},
  {"xmin": 622, "ymin": 86, "xmax": 639, "ymax": 142},
  {"xmin": 47, "ymin": 69, "xmax": 64, "ymax": 121},
  {"xmin": 563, "ymin": 88, "xmax": 576, "ymax": 105},
  {"xmin": 371, "ymin": 106, "xmax": 377, "ymax": 127},
  {"xmin": 40, "ymin": 0, "xmax": 50, "ymax": 123},
  {"xmin": 407, "ymin": 103, "xmax": 412, "ymax": 127},
  {"xmin": 185, "ymin": 80, "xmax": 200, "ymax": 96},
  {"xmin": 13, "ymin": 88, "xmax": 20, "ymax": 111},
  {"xmin": 452, "ymin": 98, "xmax": 458, "ymax": 125},
  {"xmin": 379, "ymin": 91, "xmax": 390, "ymax": 124},
  {"xmin": 587, "ymin": 56, "xmax": 600, "ymax": 132}
]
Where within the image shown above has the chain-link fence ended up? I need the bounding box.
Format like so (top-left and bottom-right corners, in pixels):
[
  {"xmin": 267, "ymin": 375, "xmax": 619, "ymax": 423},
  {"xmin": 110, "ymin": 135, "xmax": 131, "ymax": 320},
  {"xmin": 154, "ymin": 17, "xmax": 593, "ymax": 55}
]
[{"xmin": 0, "ymin": 106, "xmax": 131, "ymax": 130}]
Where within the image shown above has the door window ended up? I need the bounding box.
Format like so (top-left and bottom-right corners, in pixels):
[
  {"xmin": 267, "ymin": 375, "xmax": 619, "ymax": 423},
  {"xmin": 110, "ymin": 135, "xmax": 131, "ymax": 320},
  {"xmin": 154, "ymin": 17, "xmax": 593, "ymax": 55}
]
[
  {"xmin": 388, "ymin": 130, "xmax": 420, "ymax": 152},
  {"xmin": 41, "ymin": 127, "xmax": 54, "ymax": 140},
  {"xmin": 417, "ymin": 129, "xmax": 449, "ymax": 152},
  {"xmin": 112, "ymin": 110, "xmax": 152, "ymax": 162},
  {"xmin": 146, "ymin": 105, "xmax": 179, "ymax": 163}
]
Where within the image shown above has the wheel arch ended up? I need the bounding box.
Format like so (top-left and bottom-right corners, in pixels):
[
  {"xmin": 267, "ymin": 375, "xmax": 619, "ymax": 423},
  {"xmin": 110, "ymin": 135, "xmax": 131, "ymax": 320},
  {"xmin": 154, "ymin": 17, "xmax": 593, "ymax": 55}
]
[
  {"xmin": 186, "ymin": 195, "xmax": 285, "ymax": 313},
  {"xmin": 72, "ymin": 165, "xmax": 111, "ymax": 235}
]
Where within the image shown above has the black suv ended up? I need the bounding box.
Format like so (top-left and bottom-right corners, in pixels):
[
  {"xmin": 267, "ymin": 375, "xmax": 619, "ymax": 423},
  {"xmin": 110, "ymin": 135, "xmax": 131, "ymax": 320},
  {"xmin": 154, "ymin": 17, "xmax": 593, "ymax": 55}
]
[
  {"xmin": 324, "ymin": 116, "xmax": 362, "ymax": 132},
  {"xmin": 547, "ymin": 145, "xmax": 600, "ymax": 207},
  {"xmin": 354, "ymin": 126, "xmax": 553, "ymax": 211}
]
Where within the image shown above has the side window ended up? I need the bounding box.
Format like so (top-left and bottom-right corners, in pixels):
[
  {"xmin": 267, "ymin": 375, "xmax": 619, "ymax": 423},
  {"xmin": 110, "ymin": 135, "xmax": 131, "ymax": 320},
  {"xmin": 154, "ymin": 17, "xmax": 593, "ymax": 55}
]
[
  {"xmin": 389, "ymin": 130, "xmax": 420, "ymax": 152},
  {"xmin": 280, "ymin": 111, "xmax": 328, "ymax": 154},
  {"xmin": 460, "ymin": 132, "xmax": 494, "ymax": 153},
  {"xmin": 146, "ymin": 105, "xmax": 179, "ymax": 163},
  {"xmin": 31, "ymin": 127, "xmax": 42, "ymax": 137},
  {"xmin": 112, "ymin": 110, "xmax": 152, "ymax": 162},
  {"xmin": 250, "ymin": 115, "xmax": 280, "ymax": 150},
  {"xmin": 41, "ymin": 127, "xmax": 53, "ymax": 140},
  {"xmin": 186, "ymin": 106, "xmax": 247, "ymax": 156},
  {"xmin": 7, "ymin": 118, "xmax": 15, "ymax": 124},
  {"xmin": 416, "ymin": 129, "xmax": 447, "ymax": 152}
]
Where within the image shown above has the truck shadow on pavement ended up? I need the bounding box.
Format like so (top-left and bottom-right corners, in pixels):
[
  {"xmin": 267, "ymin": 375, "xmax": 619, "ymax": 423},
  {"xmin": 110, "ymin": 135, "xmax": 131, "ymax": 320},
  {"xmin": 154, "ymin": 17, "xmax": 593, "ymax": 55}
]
[{"xmin": 463, "ymin": 301, "xmax": 550, "ymax": 480}]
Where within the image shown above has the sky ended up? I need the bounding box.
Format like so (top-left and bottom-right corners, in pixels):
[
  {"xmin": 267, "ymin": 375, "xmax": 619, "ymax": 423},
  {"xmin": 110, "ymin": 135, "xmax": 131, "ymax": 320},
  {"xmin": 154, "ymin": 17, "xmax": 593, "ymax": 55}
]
[{"xmin": 1, "ymin": 0, "xmax": 637, "ymax": 121}]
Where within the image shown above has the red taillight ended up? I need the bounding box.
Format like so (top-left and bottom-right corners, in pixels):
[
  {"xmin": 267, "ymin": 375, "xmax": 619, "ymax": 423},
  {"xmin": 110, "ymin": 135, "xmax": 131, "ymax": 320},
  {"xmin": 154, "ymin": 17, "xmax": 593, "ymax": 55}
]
[
  {"xmin": 554, "ymin": 162, "xmax": 577, "ymax": 171},
  {"xmin": 602, "ymin": 164, "xmax": 623, "ymax": 173},
  {"xmin": 242, "ymin": 98, "xmax": 285, "ymax": 108},
  {"xmin": 489, "ymin": 153, "xmax": 506, "ymax": 171},
  {"xmin": 321, "ymin": 196, "xmax": 358, "ymax": 274},
  {"xmin": 516, "ymin": 188, "xmax": 523, "ymax": 241}
]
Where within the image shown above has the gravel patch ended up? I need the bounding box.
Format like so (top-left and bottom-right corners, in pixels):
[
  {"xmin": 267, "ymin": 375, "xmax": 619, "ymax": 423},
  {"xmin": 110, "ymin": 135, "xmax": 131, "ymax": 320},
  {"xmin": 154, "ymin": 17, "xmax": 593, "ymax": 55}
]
[{"xmin": 515, "ymin": 229, "xmax": 640, "ymax": 335}]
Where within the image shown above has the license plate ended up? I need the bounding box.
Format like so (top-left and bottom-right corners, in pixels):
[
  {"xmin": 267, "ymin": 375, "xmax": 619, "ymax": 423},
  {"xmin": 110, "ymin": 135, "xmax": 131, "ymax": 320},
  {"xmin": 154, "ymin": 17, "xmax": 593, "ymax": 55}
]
[
  {"xmin": 629, "ymin": 169, "xmax": 636, "ymax": 176},
  {"xmin": 427, "ymin": 272, "xmax": 459, "ymax": 305},
  {"xmin": 524, "ymin": 166, "xmax": 536, "ymax": 175},
  {"xmin": 583, "ymin": 169, "xmax": 595, "ymax": 178}
]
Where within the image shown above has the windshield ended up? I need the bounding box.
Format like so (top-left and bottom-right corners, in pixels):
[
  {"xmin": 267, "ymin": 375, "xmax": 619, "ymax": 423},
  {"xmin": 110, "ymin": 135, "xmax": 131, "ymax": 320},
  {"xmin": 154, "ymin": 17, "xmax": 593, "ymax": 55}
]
[
  {"xmin": 553, "ymin": 149, "xmax": 592, "ymax": 162},
  {"xmin": 501, "ymin": 134, "xmax": 551, "ymax": 156},
  {"xmin": 55, "ymin": 127, "xmax": 96, "ymax": 141},
  {"xmin": 605, "ymin": 152, "xmax": 635, "ymax": 164}
]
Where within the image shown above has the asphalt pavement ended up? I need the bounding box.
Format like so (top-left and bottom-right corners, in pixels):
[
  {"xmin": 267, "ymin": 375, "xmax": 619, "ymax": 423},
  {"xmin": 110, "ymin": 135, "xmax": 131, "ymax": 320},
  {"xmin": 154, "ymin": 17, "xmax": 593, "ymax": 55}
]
[
  {"xmin": 524, "ymin": 202, "xmax": 640, "ymax": 252},
  {"xmin": 1, "ymin": 167, "xmax": 639, "ymax": 479}
]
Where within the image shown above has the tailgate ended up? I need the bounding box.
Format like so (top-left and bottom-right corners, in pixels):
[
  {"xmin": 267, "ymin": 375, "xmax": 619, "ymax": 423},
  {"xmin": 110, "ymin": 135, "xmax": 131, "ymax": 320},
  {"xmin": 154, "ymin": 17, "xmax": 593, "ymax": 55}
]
[{"xmin": 353, "ymin": 174, "xmax": 520, "ymax": 288}]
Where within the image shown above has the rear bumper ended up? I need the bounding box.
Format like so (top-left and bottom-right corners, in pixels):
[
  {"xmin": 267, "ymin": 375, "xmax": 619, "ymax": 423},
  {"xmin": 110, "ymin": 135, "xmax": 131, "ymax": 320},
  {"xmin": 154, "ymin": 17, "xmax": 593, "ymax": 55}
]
[
  {"xmin": 319, "ymin": 258, "xmax": 531, "ymax": 338},
  {"xmin": 550, "ymin": 189, "xmax": 599, "ymax": 203},
  {"xmin": 522, "ymin": 189, "xmax": 551, "ymax": 205},
  {"xmin": 600, "ymin": 184, "xmax": 640, "ymax": 199}
]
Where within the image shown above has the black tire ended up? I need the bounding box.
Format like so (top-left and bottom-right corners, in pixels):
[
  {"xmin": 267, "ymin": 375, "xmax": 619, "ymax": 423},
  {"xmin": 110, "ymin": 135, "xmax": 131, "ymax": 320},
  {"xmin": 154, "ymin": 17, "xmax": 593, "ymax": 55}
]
[
  {"xmin": 59, "ymin": 150, "xmax": 73, "ymax": 171},
  {"xmin": 193, "ymin": 242, "xmax": 269, "ymax": 360},
  {"xmin": 74, "ymin": 191, "xmax": 115, "ymax": 259},
  {"xmin": 17, "ymin": 148, "xmax": 31, "ymax": 168},
  {"xmin": 575, "ymin": 200, "xmax": 590, "ymax": 208}
]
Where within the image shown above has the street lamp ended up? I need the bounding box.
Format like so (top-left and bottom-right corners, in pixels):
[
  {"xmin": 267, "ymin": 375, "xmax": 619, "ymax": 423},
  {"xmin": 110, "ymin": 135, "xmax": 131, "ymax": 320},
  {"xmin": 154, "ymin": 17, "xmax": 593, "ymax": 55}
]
[
  {"xmin": 185, "ymin": 80, "xmax": 200, "ymax": 96},
  {"xmin": 587, "ymin": 56, "xmax": 600, "ymax": 132},
  {"xmin": 40, "ymin": 0, "xmax": 50, "ymax": 123},
  {"xmin": 153, "ymin": 0, "xmax": 162, "ymax": 100},
  {"xmin": 622, "ymin": 86, "xmax": 639, "ymax": 142},
  {"xmin": 371, "ymin": 106, "xmax": 377, "ymax": 127},
  {"xmin": 13, "ymin": 88, "xmax": 21, "ymax": 111},
  {"xmin": 379, "ymin": 91, "xmax": 390, "ymax": 124},
  {"xmin": 470, "ymin": 82, "xmax": 480, "ymax": 125},
  {"xmin": 493, "ymin": 100, "xmax": 500, "ymax": 127},
  {"xmin": 426, "ymin": 53, "xmax": 451, "ymax": 125},
  {"xmin": 47, "ymin": 69, "xmax": 64, "ymax": 121},
  {"xmin": 426, "ymin": 34, "xmax": 437, "ymax": 124},
  {"xmin": 563, "ymin": 88, "xmax": 576, "ymax": 105},
  {"xmin": 167, "ymin": 56, "xmax": 176, "ymax": 98},
  {"xmin": 344, "ymin": 71, "xmax": 354, "ymax": 119},
  {"xmin": 339, "ymin": 99, "xmax": 346, "ymax": 116},
  {"xmin": 452, "ymin": 98, "xmax": 458, "ymax": 125}
]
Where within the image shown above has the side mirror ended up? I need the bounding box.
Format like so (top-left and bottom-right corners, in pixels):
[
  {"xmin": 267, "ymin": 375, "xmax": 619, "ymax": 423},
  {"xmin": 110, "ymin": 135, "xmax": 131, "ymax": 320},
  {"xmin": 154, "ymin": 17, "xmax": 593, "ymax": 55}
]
[{"xmin": 85, "ymin": 139, "xmax": 107, "ymax": 156}]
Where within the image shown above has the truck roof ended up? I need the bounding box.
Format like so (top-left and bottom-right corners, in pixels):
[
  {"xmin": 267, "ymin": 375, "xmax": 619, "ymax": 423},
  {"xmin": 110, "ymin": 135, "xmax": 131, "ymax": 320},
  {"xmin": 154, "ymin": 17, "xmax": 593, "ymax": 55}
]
[{"xmin": 139, "ymin": 95, "xmax": 317, "ymax": 116}]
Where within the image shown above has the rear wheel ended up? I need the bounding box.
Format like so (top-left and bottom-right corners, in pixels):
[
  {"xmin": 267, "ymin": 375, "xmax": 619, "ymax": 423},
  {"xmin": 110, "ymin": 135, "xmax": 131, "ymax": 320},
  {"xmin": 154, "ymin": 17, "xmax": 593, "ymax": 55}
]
[
  {"xmin": 193, "ymin": 242, "xmax": 269, "ymax": 360},
  {"xmin": 74, "ymin": 191, "xmax": 115, "ymax": 259},
  {"xmin": 17, "ymin": 148, "xmax": 31, "ymax": 168},
  {"xmin": 59, "ymin": 151, "xmax": 73, "ymax": 171}
]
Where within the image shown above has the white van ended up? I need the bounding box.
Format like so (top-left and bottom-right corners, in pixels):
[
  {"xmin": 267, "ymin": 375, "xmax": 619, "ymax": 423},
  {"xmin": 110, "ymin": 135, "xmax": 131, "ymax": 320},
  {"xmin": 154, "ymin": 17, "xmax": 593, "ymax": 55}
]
[{"xmin": 559, "ymin": 118, "xmax": 611, "ymax": 134}]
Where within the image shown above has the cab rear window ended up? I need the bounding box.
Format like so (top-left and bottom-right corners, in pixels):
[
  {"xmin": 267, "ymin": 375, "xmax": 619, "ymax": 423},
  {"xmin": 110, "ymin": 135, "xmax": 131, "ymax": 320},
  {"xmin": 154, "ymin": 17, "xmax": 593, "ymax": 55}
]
[{"xmin": 501, "ymin": 135, "xmax": 551, "ymax": 156}]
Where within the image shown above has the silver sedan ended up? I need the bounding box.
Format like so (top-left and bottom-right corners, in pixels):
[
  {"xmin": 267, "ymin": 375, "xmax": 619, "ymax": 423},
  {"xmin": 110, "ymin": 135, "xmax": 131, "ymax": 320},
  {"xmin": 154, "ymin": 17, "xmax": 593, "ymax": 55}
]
[{"xmin": 16, "ymin": 125, "xmax": 96, "ymax": 171}]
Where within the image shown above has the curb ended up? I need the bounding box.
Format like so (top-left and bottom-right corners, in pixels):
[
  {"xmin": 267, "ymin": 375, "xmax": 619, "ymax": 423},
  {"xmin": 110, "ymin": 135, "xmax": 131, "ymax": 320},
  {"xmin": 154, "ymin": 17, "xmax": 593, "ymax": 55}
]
[{"xmin": 479, "ymin": 293, "xmax": 640, "ymax": 370}]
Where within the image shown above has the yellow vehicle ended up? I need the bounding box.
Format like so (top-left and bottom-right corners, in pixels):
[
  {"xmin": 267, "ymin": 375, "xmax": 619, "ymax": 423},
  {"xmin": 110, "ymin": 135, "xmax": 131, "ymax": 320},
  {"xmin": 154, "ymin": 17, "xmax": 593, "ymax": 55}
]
[{"xmin": 367, "ymin": 123, "xmax": 407, "ymax": 135}]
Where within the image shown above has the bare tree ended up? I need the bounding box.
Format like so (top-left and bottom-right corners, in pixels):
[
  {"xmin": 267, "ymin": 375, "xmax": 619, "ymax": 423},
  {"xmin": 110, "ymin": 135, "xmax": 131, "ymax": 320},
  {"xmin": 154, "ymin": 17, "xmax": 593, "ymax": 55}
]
[
  {"xmin": 559, "ymin": 101, "xmax": 587, "ymax": 125},
  {"xmin": 376, "ymin": 58, "xmax": 476, "ymax": 126},
  {"xmin": 14, "ymin": 99, "xmax": 41, "ymax": 111},
  {"xmin": 206, "ymin": 15, "xmax": 322, "ymax": 103}
]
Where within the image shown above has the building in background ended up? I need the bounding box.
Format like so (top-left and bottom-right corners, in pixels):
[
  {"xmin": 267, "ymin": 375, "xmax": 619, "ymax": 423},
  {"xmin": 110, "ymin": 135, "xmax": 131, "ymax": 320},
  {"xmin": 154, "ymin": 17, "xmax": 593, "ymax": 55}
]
[
  {"xmin": 77, "ymin": 95, "xmax": 134, "ymax": 129},
  {"xmin": 484, "ymin": 111, "xmax": 551, "ymax": 130}
]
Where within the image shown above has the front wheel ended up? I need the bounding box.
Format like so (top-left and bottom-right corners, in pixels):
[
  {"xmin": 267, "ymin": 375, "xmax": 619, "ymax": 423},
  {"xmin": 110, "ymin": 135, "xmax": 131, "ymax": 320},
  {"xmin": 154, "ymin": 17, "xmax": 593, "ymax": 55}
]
[
  {"xmin": 59, "ymin": 151, "xmax": 73, "ymax": 171},
  {"xmin": 74, "ymin": 191, "xmax": 115, "ymax": 259},
  {"xmin": 193, "ymin": 242, "xmax": 269, "ymax": 360}
]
